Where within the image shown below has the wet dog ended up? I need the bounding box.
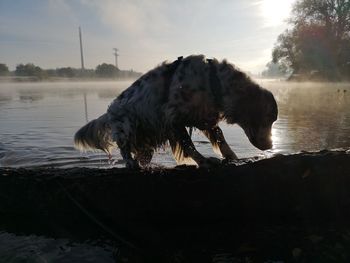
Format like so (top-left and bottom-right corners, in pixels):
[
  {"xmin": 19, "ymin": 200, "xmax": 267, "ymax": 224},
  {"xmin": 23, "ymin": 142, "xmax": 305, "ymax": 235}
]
[{"xmin": 74, "ymin": 55, "xmax": 278, "ymax": 168}]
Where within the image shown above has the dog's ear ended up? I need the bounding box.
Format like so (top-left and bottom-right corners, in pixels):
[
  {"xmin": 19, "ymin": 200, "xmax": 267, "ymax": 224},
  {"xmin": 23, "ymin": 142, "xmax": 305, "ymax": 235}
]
[{"xmin": 225, "ymin": 70, "xmax": 252, "ymax": 94}]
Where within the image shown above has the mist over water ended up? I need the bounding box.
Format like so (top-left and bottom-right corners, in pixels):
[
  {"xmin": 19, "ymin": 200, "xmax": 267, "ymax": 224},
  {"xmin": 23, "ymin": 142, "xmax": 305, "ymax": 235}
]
[
  {"xmin": 0, "ymin": 80, "xmax": 349, "ymax": 168},
  {"xmin": 263, "ymin": 80, "xmax": 350, "ymax": 152}
]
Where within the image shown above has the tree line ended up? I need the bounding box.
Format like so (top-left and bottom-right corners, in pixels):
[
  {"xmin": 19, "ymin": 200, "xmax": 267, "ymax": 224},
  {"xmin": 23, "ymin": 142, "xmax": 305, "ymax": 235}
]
[
  {"xmin": 267, "ymin": 0, "xmax": 350, "ymax": 81},
  {"xmin": 0, "ymin": 62, "xmax": 142, "ymax": 80}
]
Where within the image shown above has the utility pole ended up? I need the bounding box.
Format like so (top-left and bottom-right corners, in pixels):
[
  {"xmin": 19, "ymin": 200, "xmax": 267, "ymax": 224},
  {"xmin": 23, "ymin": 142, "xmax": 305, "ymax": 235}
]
[
  {"xmin": 113, "ymin": 48, "xmax": 119, "ymax": 69},
  {"xmin": 79, "ymin": 26, "xmax": 85, "ymax": 71}
]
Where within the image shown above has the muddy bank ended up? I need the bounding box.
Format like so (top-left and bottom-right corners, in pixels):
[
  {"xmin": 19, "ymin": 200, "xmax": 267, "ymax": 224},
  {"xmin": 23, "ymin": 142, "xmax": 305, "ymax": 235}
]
[{"xmin": 1, "ymin": 149, "xmax": 350, "ymax": 261}]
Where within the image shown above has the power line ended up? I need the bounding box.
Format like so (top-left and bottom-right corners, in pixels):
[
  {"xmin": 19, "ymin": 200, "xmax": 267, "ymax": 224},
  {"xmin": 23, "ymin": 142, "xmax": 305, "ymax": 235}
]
[
  {"xmin": 113, "ymin": 48, "xmax": 119, "ymax": 69},
  {"xmin": 79, "ymin": 26, "xmax": 85, "ymax": 70}
]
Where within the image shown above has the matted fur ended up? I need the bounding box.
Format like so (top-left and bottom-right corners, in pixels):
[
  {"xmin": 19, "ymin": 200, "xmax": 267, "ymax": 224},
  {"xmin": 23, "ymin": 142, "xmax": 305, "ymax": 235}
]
[{"xmin": 74, "ymin": 55, "xmax": 278, "ymax": 168}]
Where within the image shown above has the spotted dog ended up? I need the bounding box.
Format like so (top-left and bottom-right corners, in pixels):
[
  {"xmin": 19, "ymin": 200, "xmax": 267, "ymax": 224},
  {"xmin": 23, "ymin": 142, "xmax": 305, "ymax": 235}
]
[{"xmin": 74, "ymin": 55, "xmax": 278, "ymax": 168}]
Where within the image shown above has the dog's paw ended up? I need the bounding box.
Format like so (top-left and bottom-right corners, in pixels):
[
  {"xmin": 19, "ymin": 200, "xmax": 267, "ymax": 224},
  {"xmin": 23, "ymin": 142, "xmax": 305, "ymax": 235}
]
[{"xmin": 222, "ymin": 157, "xmax": 237, "ymax": 165}]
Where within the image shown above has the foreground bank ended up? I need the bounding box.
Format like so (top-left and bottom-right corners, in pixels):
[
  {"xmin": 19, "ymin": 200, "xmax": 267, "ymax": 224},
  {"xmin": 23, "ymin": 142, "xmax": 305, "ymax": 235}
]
[{"xmin": 1, "ymin": 149, "xmax": 350, "ymax": 262}]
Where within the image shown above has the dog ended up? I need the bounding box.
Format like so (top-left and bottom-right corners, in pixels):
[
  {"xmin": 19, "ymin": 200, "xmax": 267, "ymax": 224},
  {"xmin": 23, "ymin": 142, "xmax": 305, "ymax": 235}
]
[{"xmin": 74, "ymin": 55, "xmax": 278, "ymax": 168}]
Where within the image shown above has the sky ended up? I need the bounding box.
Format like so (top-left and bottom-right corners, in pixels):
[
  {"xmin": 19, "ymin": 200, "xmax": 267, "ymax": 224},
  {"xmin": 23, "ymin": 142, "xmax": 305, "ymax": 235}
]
[{"xmin": 0, "ymin": 0, "xmax": 295, "ymax": 74}]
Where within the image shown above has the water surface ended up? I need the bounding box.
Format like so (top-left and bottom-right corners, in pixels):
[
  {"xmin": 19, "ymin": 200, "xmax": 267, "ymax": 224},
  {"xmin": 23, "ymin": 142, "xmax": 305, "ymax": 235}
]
[{"xmin": 0, "ymin": 80, "xmax": 349, "ymax": 168}]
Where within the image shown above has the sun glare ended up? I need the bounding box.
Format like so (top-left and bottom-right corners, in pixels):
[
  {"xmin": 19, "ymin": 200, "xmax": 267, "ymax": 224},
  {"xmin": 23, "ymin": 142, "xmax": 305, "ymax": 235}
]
[{"xmin": 260, "ymin": 0, "xmax": 294, "ymax": 26}]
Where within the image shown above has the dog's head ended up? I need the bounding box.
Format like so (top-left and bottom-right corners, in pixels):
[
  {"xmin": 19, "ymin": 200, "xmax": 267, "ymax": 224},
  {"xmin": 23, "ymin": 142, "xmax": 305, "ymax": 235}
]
[{"xmin": 224, "ymin": 83, "xmax": 278, "ymax": 150}]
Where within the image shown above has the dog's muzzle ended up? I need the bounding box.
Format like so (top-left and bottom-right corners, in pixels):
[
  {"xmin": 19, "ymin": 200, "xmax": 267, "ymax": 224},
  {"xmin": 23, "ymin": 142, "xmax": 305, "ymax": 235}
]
[
  {"xmin": 246, "ymin": 127, "xmax": 273, "ymax": 151},
  {"xmin": 253, "ymin": 138, "xmax": 273, "ymax": 151}
]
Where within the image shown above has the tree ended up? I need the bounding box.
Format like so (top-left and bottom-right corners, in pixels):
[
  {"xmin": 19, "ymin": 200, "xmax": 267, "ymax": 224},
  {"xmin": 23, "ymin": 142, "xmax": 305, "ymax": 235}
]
[
  {"xmin": 262, "ymin": 61, "xmax": 289, "ymax": 78},
  {"xmin": 15, "ymin": 63, "xmax": 46, "ymax": 79},
  {"xmin": 45, "ymin": 69, "xmax": 58, "ymax": 77},
  {"xmin": 272, "ymin": 29, "xmax": 300, "ymax": 73},
  {"xmin": 57, "ymin": 67, "xmax": 75, "ymax": 78},
  {"xmin": 95, "ymin": 63, "xmax": 119, "ymax": 78},
  {"xmin": 272, "ymin": 0, "xmax": 350, "ymax": 80},
  {"xmin": 0, "ymin": 63, "xmax": 9, "ymax": 76}
]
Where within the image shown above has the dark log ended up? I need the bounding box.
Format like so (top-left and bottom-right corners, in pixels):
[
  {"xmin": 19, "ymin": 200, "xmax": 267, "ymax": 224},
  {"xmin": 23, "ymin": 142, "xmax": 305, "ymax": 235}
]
[{"xmin": 1, "ymin": 150, "xmax": 350, "ymax": 261}]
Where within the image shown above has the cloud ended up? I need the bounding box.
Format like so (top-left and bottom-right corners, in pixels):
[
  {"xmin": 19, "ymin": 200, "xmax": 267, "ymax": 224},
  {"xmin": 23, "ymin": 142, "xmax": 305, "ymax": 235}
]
[
  {"xmin": 80, "ymin": 0, "xmax": 173, "ymax": 39},
  {"xmin": 77, "ymin": 0, "xmax": 182, "ymax": 70},
  {"xmin": 0, "ymin": 0, "xmax": 82, "ymax": 69},
  {"xmin": 0, "ymin": 0, "xmax": 292, "ymax": 73},
  {"xmin": 0, "ymin": 0, "xmax": 78, "ymax": 45},
  {"xmin": 76, "ymin": 0, "xmax": 277, "ymax": 72}
]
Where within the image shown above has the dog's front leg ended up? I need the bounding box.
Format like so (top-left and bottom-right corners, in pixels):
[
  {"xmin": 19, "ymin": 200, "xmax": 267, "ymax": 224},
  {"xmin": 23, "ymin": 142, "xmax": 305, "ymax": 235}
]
[
  {"xmin": 202, "ymin": 126, "xmax": 237, "ymax": 161},
  {"xmin": 119, "ymin": 145, "xmax": 139, "ymax": 169},
  {"xmin": 169, "ymin": 126, "xmax": 221, "ymax": 167}
]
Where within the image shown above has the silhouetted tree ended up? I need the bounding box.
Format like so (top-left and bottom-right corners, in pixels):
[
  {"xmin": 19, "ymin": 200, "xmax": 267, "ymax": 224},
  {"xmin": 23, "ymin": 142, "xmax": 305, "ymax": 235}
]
[
  {"xmin": 45, "ymin": 69, "xmax": 57, "ymax": 77},
  {"xmin": 262, "ymin": 61, "xmax": 289, "ymax": 78},
  {"xmin": 0, "ymin": 63, "xmax": 9, "ymax": 76},
  {"xmin": 15, "ymin": 63, "xmax": 46, "ymax": 79},
  {"xmin": 57, "ymin": 67, "xmax": 75, "ymax": 78},
  {"xmin": 95, "ymin": 63, "xmax": 119, "ymax": 78},
  {"xmin": 272, "ymin": 0, "xmax": 350, "ymax": 80}
]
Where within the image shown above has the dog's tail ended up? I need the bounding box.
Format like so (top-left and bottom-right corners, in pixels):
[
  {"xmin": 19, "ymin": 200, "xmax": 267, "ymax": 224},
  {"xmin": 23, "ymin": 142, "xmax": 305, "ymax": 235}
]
[{"xmin": 74, "ymin": 113, "xmax": 115, "ymax": 155}]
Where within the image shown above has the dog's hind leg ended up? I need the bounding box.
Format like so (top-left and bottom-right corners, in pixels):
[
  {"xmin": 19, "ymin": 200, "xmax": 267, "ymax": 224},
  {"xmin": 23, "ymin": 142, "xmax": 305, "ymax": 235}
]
[
  {"xmin": 110, "ymin": 119, "xmax": 140, "ymax": 169},
  {"xmin": 169, "ymin": 126, "xmax": 221, "ymax": 167},
  {"xmin": 202, "ymin": 126, "xmax": 237, "ymax": 161}
]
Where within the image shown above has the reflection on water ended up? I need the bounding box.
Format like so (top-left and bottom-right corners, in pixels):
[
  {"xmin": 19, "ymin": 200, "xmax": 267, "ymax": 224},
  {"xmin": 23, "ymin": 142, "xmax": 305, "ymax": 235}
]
[{"xmin": 0, "ymin": 80, "xmax": 349, "ymax": 168}]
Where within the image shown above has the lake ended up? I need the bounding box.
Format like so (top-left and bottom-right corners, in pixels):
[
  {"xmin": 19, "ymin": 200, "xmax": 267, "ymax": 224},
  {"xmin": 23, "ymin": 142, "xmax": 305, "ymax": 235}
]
[
  {"xmin": 0, "ymin": 80, "xmax": 349, "ymax": 168},
  {"xmin": 0, "ymin": 80, "xmax": 350, "ymax": 262}
]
